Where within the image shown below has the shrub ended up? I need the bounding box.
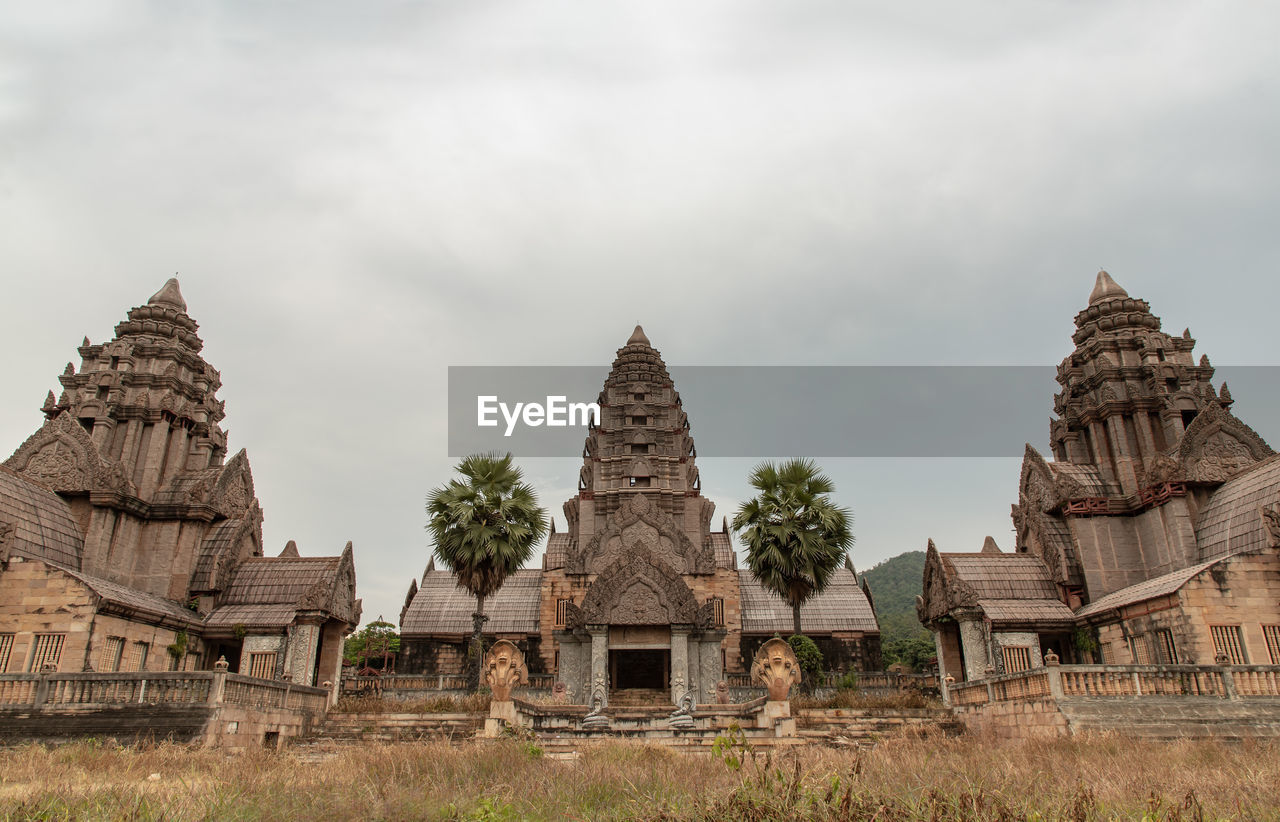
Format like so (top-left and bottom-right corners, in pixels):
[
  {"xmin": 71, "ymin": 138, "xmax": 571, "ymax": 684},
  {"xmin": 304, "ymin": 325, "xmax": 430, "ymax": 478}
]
[{"xmin": 786, "ymin": 634, "xmax": 823, "ymax": 690}]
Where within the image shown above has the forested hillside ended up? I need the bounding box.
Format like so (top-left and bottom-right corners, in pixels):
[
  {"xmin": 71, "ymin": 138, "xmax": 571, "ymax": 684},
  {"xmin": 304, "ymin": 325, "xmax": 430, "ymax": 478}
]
[{"xmin": 861, "ymin": 551, "xmax": 935, "ymax": 670}]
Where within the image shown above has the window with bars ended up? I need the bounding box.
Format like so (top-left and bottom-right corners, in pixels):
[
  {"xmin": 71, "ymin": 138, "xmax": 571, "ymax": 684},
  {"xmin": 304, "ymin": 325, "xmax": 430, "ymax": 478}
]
[
  {"xmin": 1264, "ymin": 625, "xmax": 1280, "ymax": 665},
  {"xmin": 554, "ymin": 598, "xmax": 572, "ymax": 628},
  {"xmin": 99, "ymin": 637, "xmax": 125, "ymax": 672},
  {"xmin": 1129, "ymin": 634, "xmax": 1152, "ymax": 664},
  {"xmin": 712, "ymin": 598, "xmax": 725, "ymax": 627},
  {"xmin": 1100, "ymin": 641, "xmax": 1116, "ymax": 664},
  {"xmin": 0, "ymin": 634, "xmax": 13, "ymax": 673},
  {"xmin": 1151, "ymin": 629, "xmax": 1178, "ymax": 664},
  {"xmin": 28, "ymin": 634, "xmax": 65, "ymax": 671},
  {"xmin": 248, "ymin": 652, "xmax": 277, "ymax": 679},
  {"xmin": 124, "ymin": 642, "xmax": 149, "ymax": 672},
  {"xmin": 1001, "ymin": 646, "xmax": 1032, "ymax": 673},
  {"xmin": 1210, "ymin": 624, "xmax": 1248, "ymax": 665}
]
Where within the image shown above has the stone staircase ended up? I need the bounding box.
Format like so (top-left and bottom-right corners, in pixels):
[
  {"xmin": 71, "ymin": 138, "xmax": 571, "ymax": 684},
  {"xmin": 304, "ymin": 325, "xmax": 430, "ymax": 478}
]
[
  {"xmin": 293, "ymin": 703, "xmax": 964, "ymax": 757},
  {"xmin": 607, "ymin": 688, "xmax": 669, "ymax": 707},
  {"xmin": 302, "ymin": 711, "xmax": 484, "ymax": 746}
]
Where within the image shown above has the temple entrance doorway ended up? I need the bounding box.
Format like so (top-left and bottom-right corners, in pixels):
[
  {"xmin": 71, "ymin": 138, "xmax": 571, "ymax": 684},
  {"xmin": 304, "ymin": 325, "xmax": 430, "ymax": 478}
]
[{"xmin": 610, "ymin": 648, "xmax": 669, "ymax": 690}]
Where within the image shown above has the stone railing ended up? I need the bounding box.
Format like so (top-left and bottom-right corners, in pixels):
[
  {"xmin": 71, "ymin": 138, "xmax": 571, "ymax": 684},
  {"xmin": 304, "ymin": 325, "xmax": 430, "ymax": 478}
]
[
  {"xmin": 946, "ymin": 663, "xmax": 1280, "ymax": 707},
  {"xmin": 726, "ymin": 670, "xmax": 937, "ymax": 695},
  {"xmin": 0, "ymin": 670, "xmax": 329, "ymax": 713},
  {"xmin": 341, "ymin": 672, "xmax": 555, "ymax": 697}
]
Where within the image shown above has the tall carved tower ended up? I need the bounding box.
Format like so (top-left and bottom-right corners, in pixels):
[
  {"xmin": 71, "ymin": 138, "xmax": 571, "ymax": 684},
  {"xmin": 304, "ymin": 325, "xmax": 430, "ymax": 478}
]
[
  {"xmin": 542, "ymin": 326, "xmax": 734, "ymax": 706},
  {"xmin": 560, "ymin": 325, "xmax": 717, "ymax": 573},
  {"xmin": 1049, "ymin": 270, "xmax": 1227, "ymax": 495},
  {"xmin": 7, "ymin": 278, "xmax": 263, "ymax": 601}
]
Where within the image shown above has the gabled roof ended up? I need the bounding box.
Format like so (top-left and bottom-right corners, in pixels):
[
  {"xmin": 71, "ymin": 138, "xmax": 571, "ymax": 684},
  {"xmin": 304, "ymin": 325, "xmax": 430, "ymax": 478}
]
[
  {"xmin": 1048, "ymin": 462, "xmax": 1118, "ymax": 498},
  {"xmin": 0, "ymin": 465, "xmax": 84, "ymax": 570},
  {"xmin": 977, "ymin": 598, "xmax": 1075, "ymax": 624},
  {"xmin": 1196, "ymin": 453, "xmax": 1280, "ymax": 562},
  {"xmin": 709, "ymin": 531, "xmax": 737, "ymax": 569},
  {"xmin": 205, "ymin": 544, "xmax": 358, "ymax": 630},
  {"xmin": 401, "ymin": 569, "xmax": 542, "ymax": 635},
  {"xmin": 941, "ymin": 553, "xmax": 1060, "ymax": 600},
  {"xmin": 543, "ymin": 532, "xmax": 571, "ymax": 570},
  {"xmin": 1075, "ymin": 560, "xmax": 1218, "ymax": 618},
  {"xmin": 63, "ymin": 568, "xmax": 202, "ymax": 628},
  {"xmin": 738, "ymin": 568, "xmax": 879, "ymax": 634}
]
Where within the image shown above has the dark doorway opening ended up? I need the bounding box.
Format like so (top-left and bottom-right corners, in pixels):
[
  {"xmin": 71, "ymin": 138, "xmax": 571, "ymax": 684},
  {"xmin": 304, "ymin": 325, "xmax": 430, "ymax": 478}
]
[{"xmin": 610, "ymin": 648, "xmax": 669, "ymax": 690}]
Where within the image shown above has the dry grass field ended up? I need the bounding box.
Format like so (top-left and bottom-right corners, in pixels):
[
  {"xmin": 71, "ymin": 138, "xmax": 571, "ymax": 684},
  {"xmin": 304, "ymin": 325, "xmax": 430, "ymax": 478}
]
[{"xmin": 0, "ymin": 732, "xmax": 1277, "ymax": 821}]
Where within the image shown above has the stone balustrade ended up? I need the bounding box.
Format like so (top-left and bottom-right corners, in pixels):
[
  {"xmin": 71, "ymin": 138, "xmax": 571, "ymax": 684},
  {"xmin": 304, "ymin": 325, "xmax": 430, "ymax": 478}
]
[
  {"xmin": 0, "ymin": 670, "xmax": 331, "ymax": 748},
  {"xmin": 945, "ymin": 663, "xmax": 1280, "ymax": 708}
]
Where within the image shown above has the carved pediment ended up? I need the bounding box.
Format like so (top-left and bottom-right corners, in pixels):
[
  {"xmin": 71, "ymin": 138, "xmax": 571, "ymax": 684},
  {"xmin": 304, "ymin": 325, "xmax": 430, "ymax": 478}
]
[
  {"xmin": 571, "ymin": 547, "xmax": 700, "ymax": 628},
  {"xmin": 4, "ymin": 414, "xmax": 129, "ymax": 494},
  {"xmin": 1261, "ymin": 504, "xmax": 1280, "ymax": 551},
  {"xmin": 1018, "ymin": 445, "xmax": 1063, "ymax": 513},
  {"xmin": 918, "ymin": 539, "xmax": 978, "ymax": 624},
  {"xmin": 569, "ymin": 493, "xmax": 713, "ymax": 575},
  {"xmin": 1179, "ymin": 403, "xmax": 1273, "ymax": 484},
  {"xmin": 211, "ymin": 449, "xmax": 257, "ymax": 516}
]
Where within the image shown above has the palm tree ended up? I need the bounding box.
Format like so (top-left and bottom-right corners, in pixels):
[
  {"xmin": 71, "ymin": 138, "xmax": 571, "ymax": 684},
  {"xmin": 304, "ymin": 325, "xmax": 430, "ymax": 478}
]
[
  {"xmin": 732, "ymin": 458, "xmax": 853, "ymax": 636},
  {"xmin": 426, "ymin": 453, "xmax": 547, "ymax": 690}
]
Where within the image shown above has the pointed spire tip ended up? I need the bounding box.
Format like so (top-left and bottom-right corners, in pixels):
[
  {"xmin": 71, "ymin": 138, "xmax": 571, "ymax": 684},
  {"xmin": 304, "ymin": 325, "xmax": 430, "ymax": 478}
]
[
  {"xmin": 1088, "ymin": 270, "xmax": 1129, "ymax": 304},
  {"xmin": 147, "ymin": 277, "xmax": 187, "ymax": 312},
  {"xmin": 627, "ymin": 324, "xmax": 651, "ymax": 346}
]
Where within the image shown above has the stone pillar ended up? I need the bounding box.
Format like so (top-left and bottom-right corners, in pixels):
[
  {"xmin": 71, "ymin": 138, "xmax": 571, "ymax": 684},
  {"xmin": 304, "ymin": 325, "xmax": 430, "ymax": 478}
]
[
  {"xmin": 958, "ymin": 617, "xmax": 990, "ymax": 681},
  {"xmin": 589, "ymin": 625, "xmax": 608, "ymax": 705},
  {"xmin": 670, "ymin": 626, "xmax": 690, "ymax": 705}
]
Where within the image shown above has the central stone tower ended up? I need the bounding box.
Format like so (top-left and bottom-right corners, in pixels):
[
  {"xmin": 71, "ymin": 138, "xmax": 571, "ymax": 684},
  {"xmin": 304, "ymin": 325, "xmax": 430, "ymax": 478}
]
[{"xmin": 543, "ymin": 326, "xmax": 733, "ymax": 706}]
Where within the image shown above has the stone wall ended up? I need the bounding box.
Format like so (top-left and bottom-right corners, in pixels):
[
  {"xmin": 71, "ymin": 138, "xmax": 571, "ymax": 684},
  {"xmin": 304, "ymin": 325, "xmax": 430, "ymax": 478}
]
[{"xmin": 0, "ymin": 559, "xmax": 97, "ymax": 672}]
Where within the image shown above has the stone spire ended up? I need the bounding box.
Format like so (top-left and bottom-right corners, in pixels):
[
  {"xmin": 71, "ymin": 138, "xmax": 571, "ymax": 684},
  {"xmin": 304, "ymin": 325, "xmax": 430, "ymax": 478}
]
[
  {"xmin": 1050, "ymin": 270, "xmax": 1218, "ymax": 494},
  {"xmin": 147, "ymin": 277, "xmax": 188, "ymax": 312},
  {"xmin": 1088, "ymin": 270, "xmax": 1128, "ymax": 304},
  {"xmin": 55, "ymin": 279, "xmax": 230, "ymax": 495},
  {"xmin": 556, "ymin": 327, "xmax": 718, "ymax": 573}
]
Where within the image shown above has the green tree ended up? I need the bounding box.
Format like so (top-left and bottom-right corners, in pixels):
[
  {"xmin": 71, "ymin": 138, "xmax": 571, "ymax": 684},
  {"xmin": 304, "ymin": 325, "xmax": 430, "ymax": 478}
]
[
  {"xmin": 732, "ymin": 458, "xmax": 853, "ymax": 635},
  {"xmin": 343, "ymin": 619, "xmax": 401, "ymax": 672},
  {"xmin": 426, "ymin": 453, "xmax": 547, "ymax": 690}
]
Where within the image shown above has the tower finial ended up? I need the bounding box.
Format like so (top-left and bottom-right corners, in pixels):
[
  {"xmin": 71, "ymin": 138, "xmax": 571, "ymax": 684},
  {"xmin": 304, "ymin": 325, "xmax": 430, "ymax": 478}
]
[
  {"xmin": 627, "ymin": 324, "xmax": 651, "ymax": 346},
  {"xmin": 147, "ymin": 277, "xmax": 187, "ymax": 312},
  {"xmin": 1088, "ymin": 270, "xmax": 1128, "ymax": 304}
]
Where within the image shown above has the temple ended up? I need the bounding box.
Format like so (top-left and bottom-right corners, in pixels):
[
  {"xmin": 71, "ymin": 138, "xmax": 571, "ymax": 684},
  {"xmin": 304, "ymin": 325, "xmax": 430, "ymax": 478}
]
[
  {"xmin": 0, "ymin": 280, "xmax": 359, "ymax": 686},
  {"xmin": 400, "ymin": 326, "xmax": 880, "ymax": 703},
  {"xmin": 919, "ymin": 272, "xmax": 1280, "ymax": 679}
]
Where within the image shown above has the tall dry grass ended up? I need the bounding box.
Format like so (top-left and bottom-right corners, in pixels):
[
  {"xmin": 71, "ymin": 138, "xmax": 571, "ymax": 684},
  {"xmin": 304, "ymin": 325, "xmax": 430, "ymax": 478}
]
[{"xmin": 0, "ymin": 732, "xmax": 1276, "ymax": 820}]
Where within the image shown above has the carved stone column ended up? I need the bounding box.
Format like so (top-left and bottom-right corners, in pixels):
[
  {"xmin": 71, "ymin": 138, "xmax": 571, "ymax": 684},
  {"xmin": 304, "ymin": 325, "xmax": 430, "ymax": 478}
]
[
  {"xmin": 670, "ymin": 626, "xmax": 690, "ymax": 705},
  {"xmin": 589, "ymin": 625, "xmax": 608, "ymax": 706}
]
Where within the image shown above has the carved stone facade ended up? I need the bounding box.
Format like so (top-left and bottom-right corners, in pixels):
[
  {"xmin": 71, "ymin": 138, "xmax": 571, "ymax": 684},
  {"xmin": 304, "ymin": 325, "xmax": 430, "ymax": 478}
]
[
  {"xmin": 400, "ymin": 327, "xmax": 881, "ymax": 703},
  {"xmin": 920, "ymin": 272, "xmax": 1280, "ymax": 684},
  {"xmin": 0, "ymin": 280, "xmax": 360, "ymax": 690}
]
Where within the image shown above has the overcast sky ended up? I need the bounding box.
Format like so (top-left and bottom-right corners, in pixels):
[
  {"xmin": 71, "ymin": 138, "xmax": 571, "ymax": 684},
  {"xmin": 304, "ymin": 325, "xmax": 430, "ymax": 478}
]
[{"xmin": 3, "ymin": 2, "xmax": 1278, "ymax": 628}]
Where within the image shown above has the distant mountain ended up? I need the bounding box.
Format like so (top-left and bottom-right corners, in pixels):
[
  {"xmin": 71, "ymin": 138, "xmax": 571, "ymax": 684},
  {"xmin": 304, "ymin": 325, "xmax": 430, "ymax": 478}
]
[{"xmin": 861, "ymin": 551, "xmax": 931, "ymax": 645}]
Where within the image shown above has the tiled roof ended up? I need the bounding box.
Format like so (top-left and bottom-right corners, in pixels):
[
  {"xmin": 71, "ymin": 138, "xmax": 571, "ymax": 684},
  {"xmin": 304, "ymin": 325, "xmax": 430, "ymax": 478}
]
[
  {"xmin": 1049, "ymin": 463, "xmax": 1118, "ymax": 497},
  {"xmin": 942, "ymin": 553, "xmax": 1059, "ymax": 600},
  {"xmin": 151, "ymin": 468, "xmax": 220, "ymax": 506},
  {"xmin": 205, "ymin": 603, "xmax": 300, "ymax": 629},
  {"xmin": 738, "ymin": 569, "xmax": 879, "ymax": 634},
  {"xmin": 63, "ymin": 568, "xmax": 202, "ymax": 627},
  {"xmin": 543, "ymin": 533, "xmax": 571, "ymax": 570},
  {"xmin": 977, "ymin": 598, "xmax": 1075, "ymax": 624},
  {"xmin": 709, "ymin": 532, "xmax": 737, "ymax": 569},
  {"xmin": 1195, "ymin": 454, "xmax": 1280, "ymax": 562},
  {"xmin": 190, "ymin": 518, "xmax": 247, "ymax": 591},
  {"xmin": 218, "ymin": 556, "xmax": 340, "ymax": 605},
  {"xmin": 1075, "ymin": 560, "xmax": 1218, "ymax": 618},
  {"xmin": 401, "ymin": 569, "xmax": 542, "ymax": 635},
  {"xmin": 0, "ymin": 465, "xmax": 84, "ymax": 570}
]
